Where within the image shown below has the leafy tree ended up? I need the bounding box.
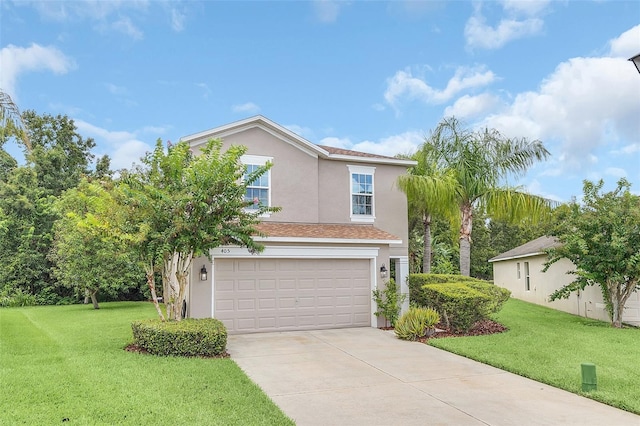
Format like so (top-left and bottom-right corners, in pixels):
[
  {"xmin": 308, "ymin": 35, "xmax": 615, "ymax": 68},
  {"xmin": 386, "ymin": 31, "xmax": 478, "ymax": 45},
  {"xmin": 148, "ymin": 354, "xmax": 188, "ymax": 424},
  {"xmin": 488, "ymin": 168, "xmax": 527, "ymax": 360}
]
[
  {"xmin": 49, "ymin": 179, "xmax": 143, "ymax": 309},
  {"xmin": 0, "ymin": 111, "xmax": 98, "ymax": 302},
  {"xmin": 121, "ymin": 139, "xmax": 279, "ymax": 321},
  {"xmin": 397, "ymin": 144, "xmax": 458, "ymax": 273},
  {"xmin": 545, "ymin": 179, "xmax": 640, "ymax": 328},
  {"xmin": 426, "ymin": 116, "xmax": 554, "ymax": 276}
]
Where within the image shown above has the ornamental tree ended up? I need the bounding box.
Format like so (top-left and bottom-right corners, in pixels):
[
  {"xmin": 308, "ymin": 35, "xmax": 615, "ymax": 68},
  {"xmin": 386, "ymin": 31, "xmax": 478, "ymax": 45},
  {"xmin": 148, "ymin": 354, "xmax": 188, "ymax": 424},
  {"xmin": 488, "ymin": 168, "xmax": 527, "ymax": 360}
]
[
  {"xmin": 545, "ymin": 179, "xmax": 640, "ymax": 328},
  {"xmin": 122, "ymin": 138, "xmax": 279, "ymax": 321}
]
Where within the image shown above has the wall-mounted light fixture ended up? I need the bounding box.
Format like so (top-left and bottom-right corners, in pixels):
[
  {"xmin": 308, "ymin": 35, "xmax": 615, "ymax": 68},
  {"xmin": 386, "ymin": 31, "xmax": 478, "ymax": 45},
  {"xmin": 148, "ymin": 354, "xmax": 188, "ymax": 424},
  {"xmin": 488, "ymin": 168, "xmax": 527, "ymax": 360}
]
[
  {"xmin": 629, "ymin": 52, "xmax": 640, "ymax": 75},
  {"xmin": 380, "ymin": 264, "xmax": 387, "ymax": 278},
  {"xmin": 200, "ymin": 265, "xmax": 208, "ymax": 281}
]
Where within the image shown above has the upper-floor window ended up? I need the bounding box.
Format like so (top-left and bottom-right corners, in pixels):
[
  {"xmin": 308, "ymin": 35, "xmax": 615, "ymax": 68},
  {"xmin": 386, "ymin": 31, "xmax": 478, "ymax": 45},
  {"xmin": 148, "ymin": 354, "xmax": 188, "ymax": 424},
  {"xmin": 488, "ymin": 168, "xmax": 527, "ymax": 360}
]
[
  {"xmin": 241, "ymin": 155, "xmax": 272, "ymax": 213},
  {"xmin": 348, "ymin": 165, "xmax": 375, "ymax": 222}
]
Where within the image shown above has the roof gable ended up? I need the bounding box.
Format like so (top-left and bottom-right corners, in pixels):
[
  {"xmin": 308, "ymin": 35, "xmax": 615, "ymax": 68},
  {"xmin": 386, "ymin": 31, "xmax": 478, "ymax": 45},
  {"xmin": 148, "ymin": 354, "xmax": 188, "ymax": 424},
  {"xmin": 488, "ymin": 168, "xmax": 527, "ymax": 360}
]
[
  {"xmin": 488, "ymin": 236, "xmax": 560, "ymax": 262},
  {"xmin": 181, "ymin": 115, "xmax": 416, "ymax": 167}
]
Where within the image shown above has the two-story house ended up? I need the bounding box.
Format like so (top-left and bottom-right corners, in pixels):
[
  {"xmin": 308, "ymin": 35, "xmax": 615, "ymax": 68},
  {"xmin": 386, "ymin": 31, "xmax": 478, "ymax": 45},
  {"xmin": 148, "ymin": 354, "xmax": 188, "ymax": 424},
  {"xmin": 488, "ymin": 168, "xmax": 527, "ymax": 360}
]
[{"xmin": 180, "ymin": 116, "xmax": 415, "ymax": 334}]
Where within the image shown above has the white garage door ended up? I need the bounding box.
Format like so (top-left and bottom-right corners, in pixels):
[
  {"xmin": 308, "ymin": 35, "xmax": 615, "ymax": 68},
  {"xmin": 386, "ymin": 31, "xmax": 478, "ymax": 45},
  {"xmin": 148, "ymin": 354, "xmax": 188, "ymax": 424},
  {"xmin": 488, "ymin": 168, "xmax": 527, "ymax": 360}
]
[{"xmin": 214, "ymin": 258, "xmax": 371, "ymax": 333}]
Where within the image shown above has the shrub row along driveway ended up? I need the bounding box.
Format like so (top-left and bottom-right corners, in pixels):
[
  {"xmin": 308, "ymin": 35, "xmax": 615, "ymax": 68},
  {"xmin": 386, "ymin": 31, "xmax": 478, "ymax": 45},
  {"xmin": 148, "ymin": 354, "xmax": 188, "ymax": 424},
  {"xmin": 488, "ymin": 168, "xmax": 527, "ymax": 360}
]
[{"xmin": 228, "ymin": 328, "xmax": 639, "ymax": 426}]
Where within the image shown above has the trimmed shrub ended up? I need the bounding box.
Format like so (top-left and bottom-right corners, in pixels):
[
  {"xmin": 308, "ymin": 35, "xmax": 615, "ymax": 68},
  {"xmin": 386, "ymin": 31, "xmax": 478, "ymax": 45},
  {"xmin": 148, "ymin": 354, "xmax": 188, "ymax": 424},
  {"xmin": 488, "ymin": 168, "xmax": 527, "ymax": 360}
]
[
  {"xmin": 423, "ymin": 283, "xmax": 491, "ymax": 333},
  {"xmin": 464, "ymin": 281, "xmax": 511, "ymax": 315},
  {"xmin": 131, "ymin": 318, "xmax": 227, "ymax": 357},
  {"xmin": 408, "ymin": 273, "xmax": 484, "ymax": 307},
  {"xmin": 395, "ymin": 307, "xmax": 440, "ymax": 341}
]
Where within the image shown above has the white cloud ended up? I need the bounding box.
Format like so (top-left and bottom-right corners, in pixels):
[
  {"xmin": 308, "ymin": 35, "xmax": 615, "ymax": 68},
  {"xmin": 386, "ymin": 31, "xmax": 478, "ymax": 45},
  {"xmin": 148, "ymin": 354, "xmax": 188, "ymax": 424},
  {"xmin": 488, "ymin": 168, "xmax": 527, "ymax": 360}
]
[
  {"xmin": 170, "ymin": 8, "xmax": 186, "ymax": 32},
  {"xmin": 111, "ymin": 17, "xmax": 143, "ymax": 39},
  {"xmin": 232, "ymin": 102, "xmax": 261, "ymax": 114},
  {"xmin": 30, "ymin": 0, "xmax": 149, "ymax": 21},
  {"xmin": 501, "ymin": 0, "xmax": 551, "ymax": 16},
  {"xmin": 284, "ymin": 124, "xmax": 315, "ymax": 140},
  {"xmin": 74, "ymin": 119, "xmax": 154, "ymax": 170},
  {"xmin": 320, "ymin": 131, "xmax": 424, "ymax": 157},
  {"xmin": 525, "ymin": 179, "xmax": 563, "ymax": 202},
  {"xmin": 105, "ymin": 83, "xmax": 128, "ymax": 96},
  {"xmin": 384, "ymin": 66, "xmax": 496, "ymax": 110},
  {"xmin": 479, "ymin": 54, "xmax": 640, "ymax": 173},
  {"xmin": 605, "ymin": 167, "xmax": 627, "ymax": 179},
  {"xmin": 319, "ymin": 136, "xmax": 351, "ymax": 149},
  {"xmin": 313, "ymin": 0, "xmax": 341, "ymax": 23},
  {"xmin": 444, "ymin": 93, "xmax": 503, "ymax": 119},
  {"xmin": 608, "ymin": 25, "xmax": 640, "ymax": 58},
  {"xmin": 0, "ymin": 43, "xmax": 76, "ymax": 98},
  {"xmin": 196, "ymin": 83, "xmax": 211, "ymax": 100},
  {"xmin": 465, "ymin": 1, "xmax": 548, "ymax": 50}
]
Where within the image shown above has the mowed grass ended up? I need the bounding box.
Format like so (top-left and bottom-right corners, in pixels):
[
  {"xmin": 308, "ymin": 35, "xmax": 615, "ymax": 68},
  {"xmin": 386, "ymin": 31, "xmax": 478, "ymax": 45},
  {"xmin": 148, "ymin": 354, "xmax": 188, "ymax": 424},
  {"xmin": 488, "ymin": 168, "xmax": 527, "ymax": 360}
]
[
  {"xmin": 429, "ymin": 298, "xmax": 640, "ymax": 414},
  {"xmin": 0, "ymin": 302, "xmax": 293, "ymax": 425}
]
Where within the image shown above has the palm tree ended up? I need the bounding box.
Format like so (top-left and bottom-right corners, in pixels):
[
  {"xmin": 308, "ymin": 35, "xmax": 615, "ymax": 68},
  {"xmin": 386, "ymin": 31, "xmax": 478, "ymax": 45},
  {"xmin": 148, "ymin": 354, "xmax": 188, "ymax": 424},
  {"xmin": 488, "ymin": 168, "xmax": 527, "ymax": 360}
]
[
  {"xmin": 427, "ymin": 117, "xmax": 553, "ymax": 276},
  {"xmin": 397, "ymin": 145, "xmax": 458, "ymax": 273},
  {"xmin": 0, "ymin": 89, "xmax": 31, "ymax": 151}
]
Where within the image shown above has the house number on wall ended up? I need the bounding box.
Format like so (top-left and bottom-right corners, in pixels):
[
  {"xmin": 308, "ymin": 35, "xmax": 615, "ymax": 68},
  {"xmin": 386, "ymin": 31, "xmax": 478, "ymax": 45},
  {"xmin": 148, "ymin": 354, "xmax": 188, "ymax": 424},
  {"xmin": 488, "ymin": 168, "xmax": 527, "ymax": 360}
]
[{"xmin": 220, "ymin": 248, "xmax": 231, "ymax": 254}]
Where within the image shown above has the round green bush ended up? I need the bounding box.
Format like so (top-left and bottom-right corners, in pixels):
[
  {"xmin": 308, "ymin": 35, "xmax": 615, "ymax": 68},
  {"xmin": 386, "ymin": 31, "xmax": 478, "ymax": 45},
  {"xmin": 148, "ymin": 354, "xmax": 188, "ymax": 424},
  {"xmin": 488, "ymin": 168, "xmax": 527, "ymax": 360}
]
[{"xmin": 131, "ymin": 318, "xmax": 227, "ymax": 357}]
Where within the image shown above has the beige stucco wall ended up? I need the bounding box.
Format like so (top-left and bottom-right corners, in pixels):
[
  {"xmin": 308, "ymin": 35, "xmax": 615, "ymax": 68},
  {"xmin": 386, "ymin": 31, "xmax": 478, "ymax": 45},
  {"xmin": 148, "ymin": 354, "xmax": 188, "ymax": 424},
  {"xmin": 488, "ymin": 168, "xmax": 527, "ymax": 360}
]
[
  {"xmin": 317, "ymin": 159, "xmax": 410, "ymax": 257},
  {"xmin": 492, "ymin": 255, "xmax": 640, "ymax": 325},
  {"xmin": 207, "ymin": 127, "xmax": 321, "ymax": 223}
]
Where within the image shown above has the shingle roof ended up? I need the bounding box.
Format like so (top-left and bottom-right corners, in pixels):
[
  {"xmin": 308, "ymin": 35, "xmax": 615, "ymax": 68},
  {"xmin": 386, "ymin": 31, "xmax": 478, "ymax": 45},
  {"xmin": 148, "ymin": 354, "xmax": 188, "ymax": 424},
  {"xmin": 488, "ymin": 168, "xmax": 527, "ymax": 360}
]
[
  {"xmin": 255, "ymin": 222, "xmax": 401, "ymax": 243},
  {"xmin": 488, "ymin": 236, "xmax": 560, "ymax": 262},
  {"xmin": 317, "ymin": 145, "xmax": 400, "ymax": 161}
]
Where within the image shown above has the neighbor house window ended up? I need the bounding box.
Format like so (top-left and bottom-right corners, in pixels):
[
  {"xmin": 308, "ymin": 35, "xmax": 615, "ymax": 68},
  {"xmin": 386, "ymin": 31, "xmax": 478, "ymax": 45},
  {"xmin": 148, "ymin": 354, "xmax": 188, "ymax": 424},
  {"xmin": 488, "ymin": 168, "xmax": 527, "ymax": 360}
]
[
  {"xmin": 517, "ymin": 262, "xmax": 521, "ymax": 279},
  {"xmin": 524, "ymin": 261, "xmax": 530, "ymax": 291},
  {"xmin": 241, "ymin": 155, "xmax": 272, "ymax": 213},
  {"xmin": 348, "ymin": 165, "xmax": 375, "ymax": 222}
]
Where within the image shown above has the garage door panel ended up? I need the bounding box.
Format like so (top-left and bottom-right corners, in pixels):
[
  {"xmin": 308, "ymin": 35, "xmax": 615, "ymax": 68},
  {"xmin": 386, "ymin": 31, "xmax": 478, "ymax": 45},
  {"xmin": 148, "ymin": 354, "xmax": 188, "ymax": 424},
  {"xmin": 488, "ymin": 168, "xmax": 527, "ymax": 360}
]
[{"xmin": 215, "ymin": 258, "xmax": 371, "ymax": 333}]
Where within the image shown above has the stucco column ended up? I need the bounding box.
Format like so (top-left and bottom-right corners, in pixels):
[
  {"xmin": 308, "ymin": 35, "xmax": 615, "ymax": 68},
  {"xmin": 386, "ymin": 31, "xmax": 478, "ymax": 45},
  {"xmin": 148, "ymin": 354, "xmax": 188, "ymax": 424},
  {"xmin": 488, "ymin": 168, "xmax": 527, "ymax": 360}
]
[{"xmin": 395, "ymin": 257, "xmax": 410, "ymax": 315}]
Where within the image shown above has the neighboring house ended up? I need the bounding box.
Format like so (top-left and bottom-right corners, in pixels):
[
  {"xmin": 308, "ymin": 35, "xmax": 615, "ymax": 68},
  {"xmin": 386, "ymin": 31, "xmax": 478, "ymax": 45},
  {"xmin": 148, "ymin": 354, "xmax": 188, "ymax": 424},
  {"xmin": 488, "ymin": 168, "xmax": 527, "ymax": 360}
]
[
  {"xmin": 489, "ymin": 236, "xmax": 640, "ymax": 326},
  {"xmin": 180, "ymin": 116, "xmax": 416, "ymax": 334}
]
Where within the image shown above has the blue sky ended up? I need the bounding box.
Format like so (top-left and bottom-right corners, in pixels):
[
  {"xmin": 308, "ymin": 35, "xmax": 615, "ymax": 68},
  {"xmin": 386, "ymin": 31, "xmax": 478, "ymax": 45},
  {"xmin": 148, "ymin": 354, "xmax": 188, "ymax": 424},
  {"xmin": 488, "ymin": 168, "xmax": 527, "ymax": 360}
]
[{"xmin": 1, "ymin": 0, "xmax": 639, "ymax": 202}]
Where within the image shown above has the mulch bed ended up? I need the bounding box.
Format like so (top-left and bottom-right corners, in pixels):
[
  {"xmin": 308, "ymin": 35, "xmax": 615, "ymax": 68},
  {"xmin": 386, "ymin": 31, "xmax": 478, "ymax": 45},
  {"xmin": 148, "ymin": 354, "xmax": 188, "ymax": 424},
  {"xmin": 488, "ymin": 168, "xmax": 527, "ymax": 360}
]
[
  {"xmin": 427, "ymin": 319, "xmax": 508, "ymax": 339},
  {"xmin": 382, "ymin": 319, "xmax": 508, "ymax": 343}
]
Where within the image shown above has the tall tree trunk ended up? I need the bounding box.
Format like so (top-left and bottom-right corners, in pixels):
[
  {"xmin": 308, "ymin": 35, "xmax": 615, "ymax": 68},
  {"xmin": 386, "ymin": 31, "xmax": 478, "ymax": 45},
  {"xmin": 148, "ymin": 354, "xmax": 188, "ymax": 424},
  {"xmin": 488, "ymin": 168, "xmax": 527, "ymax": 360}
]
[
  {"xmin": 145, "ymin": 262, "xmax": 165, "ymax": 321},
  {"xmin": 609, "ymin": 278, "xmax": 638, "ymax": 328},
  {"xmin": 173, "ymin": 251, "xmax": 193, "ymax": 321},
  {"xmin": 423, "ymin": 213, "xmax": 432, "ymax": 273},
  {"xmin": 163, "ymin": 255, "xmax": 175, "ymax": 320},
  {"xmin": 459, "ymin": 203, "xmax": 473, "ymax": 276},
  {"xmin": 89, "ymin": 289, "xmax": 99, "ymax": 310}
]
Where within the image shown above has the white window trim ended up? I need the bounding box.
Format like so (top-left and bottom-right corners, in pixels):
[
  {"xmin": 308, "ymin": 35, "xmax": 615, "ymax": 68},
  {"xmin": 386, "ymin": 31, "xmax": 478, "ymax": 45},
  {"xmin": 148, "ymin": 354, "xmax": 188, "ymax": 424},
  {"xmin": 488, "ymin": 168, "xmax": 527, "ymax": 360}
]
[
  {"xmin": 241, "ymin": 155, "xmax": 273, "ymax": 217},
  {"xmin": 348, "ymin": 164, "xmax": 375, "ymax": 223}
]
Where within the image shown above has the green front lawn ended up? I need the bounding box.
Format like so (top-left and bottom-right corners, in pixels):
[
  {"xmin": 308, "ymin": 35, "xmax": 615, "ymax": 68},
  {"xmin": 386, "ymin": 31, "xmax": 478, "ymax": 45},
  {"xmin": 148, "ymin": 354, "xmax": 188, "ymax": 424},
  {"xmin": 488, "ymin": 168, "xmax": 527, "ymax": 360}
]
[
  {"xmin": 0, "ymin": 302, "xmax": 293, "ymax": 425},
  {"xmin": 429, "ymin": 298, "xmax": 640, "ymax": 414}
]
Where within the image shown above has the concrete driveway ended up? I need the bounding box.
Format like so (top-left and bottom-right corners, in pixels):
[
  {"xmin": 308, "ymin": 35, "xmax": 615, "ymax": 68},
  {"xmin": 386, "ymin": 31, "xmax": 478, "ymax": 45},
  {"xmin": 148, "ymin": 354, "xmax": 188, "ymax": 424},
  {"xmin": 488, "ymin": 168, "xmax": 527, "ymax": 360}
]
[{"xmin": 227, "ymin": 327, "xmax": 639, "ymax": 426}]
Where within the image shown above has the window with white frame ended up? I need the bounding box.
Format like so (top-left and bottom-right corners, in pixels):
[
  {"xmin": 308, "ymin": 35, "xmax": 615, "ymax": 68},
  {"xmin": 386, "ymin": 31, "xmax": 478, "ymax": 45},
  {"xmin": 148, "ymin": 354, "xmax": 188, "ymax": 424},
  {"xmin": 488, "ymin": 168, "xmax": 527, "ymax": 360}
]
[
  {"xmin": 517, "ymin": 262, "xmax": 521, "ymax": 279},
  {"xmin": 348, "ymin": 165, "xmax": 375, "ymax": 222},
  {"xmin": 241, "ymin": 155, "xmax": 272, "ymax": 212},
  {"xmin": 524, "ymin": 261, "xmax": 530, "ymax": 291}
]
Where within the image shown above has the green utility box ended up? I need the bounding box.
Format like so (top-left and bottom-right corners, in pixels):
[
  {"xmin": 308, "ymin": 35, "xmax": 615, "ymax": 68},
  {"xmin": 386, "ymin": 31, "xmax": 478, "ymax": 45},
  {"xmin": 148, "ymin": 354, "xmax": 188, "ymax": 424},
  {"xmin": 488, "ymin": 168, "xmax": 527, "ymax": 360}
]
[{"xmin": 581, "ymin": 363, "xmax": 597, "ymax": 392}]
